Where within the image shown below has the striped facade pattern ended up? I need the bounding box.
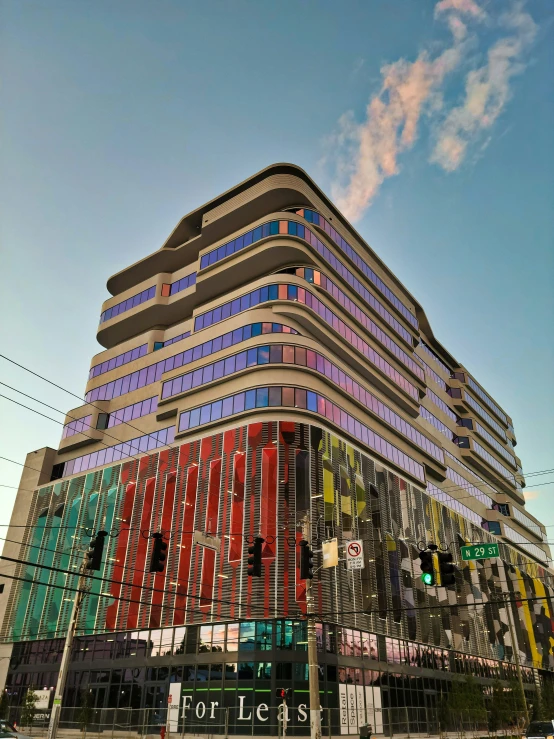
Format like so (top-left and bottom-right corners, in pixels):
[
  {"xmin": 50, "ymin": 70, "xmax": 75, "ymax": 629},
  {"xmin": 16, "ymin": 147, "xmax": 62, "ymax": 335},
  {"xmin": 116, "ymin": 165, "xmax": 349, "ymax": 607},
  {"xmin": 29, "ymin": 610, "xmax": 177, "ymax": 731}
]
[{"xmin": 4, "ymin": 422, "xmax": 554, "ymax": 673}]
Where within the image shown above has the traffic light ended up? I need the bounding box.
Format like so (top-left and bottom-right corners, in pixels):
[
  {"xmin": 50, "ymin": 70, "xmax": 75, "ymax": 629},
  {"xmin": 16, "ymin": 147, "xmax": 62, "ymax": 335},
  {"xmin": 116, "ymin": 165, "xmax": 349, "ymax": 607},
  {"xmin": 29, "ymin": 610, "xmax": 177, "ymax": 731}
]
[
  {"xmin": 419, "ymin": 549, "xmax": 435, "ymax": 586},
  {"xmin": 85, "ymin": 531, "xmax": 108, "ymax": 571},
  {"xmin": 247, "ymin": 537, "xmax": 264, "ymax": 577},
  {"xmin": 299, "ymin": 540, "xmax": 314, "ymax": 579},
  {"xmin": 275, "ymin": 688, "xmax": 292, "ymax": 701},
  {"xmin": 149, "ymin": 532, "xmax": 167, "ymax": 573},
  {"xmin": 438, "ymin": 551, "xmax": 456, "ymax": 587}
]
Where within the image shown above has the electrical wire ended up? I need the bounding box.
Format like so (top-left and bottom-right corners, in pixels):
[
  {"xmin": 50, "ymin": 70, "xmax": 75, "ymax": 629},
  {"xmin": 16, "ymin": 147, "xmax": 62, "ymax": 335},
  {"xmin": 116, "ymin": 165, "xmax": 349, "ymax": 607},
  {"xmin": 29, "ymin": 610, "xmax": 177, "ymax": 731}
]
[
  {"xmin": 0, "ymin": 353, "xmax": 180, "ymax": 458},
  {"xmin": 0, "ymin": 537, "xmax": 272, "ymax": 618},
  {"xmin": 3, "ymin": 531, "xmax": 554, "ymax": 612},
  {"xmin": 1, "ymin": 442, "xmax": 553, "ymax": 530},
  {"xmin": 2, "ymin": 361, "xmax": 554, "ymax": 572},
  {"xmin": 0, "ymin": 554, "xmax": 282, "ymax": 626},
  {"xmin": 315, "ymin": 592, "xmax": 554, "ymax": 619},
  {"xmin": 0, "ymin": 351, "xmax": 551, "ymax": 491},
  {"xmin": 0, "ymin": 389, "xmax": 152, "ymax": 469},
  {"xmin": 1, "ymin": 541, "xmax": 552, "ymax": 644},
  {"xmin": 1, "ymin": 564, "xmax": 551, "ymax": 641},
  {"xmin": 0, "ymin": 358, "xmax": 552, "ymax": 515}
]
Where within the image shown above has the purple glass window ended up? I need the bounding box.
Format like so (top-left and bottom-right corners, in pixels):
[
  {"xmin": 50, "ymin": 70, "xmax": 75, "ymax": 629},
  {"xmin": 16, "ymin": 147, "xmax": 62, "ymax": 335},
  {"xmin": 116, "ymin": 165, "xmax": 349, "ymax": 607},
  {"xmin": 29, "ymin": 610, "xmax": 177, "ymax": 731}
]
[
  {"xmin": 268, "ymin": 386, "xmax": 281, "ymax": 406},
  {"xmin": 59, "ymin": 425, "xmax": 174, "ymax": 478},
  {"xmin": 161, "ymin": 342, "xmax": 443, "ymax": 462},
  {"xmin": 195, "ymin": 284, "xmax": 418, "ymax": 399},
  {"xmin": 89, "ymin": 344, "xmax": 148, "ymax": 380},
  {"xmin": 85, "ymin": 322, "xmax": 297, "ymax": 403},
  {"xmin": 177, "ymin": 385, "xmax": 425, "ymax": 481},
  {"xmin": 198, "ymin": 215, "xmax": 417, "ymax": 334},
  {"xmin": 211, "ymin": 400, "xmax": 223, "ymax": 421},
  {"xmin": 100, "ymin": 285, "xmax": 157, "ymax": 324},
  {"xmin": 62, "ymin": 414, "xmax": 93, "ymax": 439}
]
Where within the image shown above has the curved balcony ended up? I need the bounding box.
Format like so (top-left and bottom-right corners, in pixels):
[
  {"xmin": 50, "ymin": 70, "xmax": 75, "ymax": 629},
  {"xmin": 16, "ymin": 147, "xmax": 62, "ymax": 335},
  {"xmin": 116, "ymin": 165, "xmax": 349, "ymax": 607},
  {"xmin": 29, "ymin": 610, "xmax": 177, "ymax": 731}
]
[
  {"xmin": 96, "ymin": 272, "xmax": 197, "ymax": 349},
  {"xmin": 175, "ymin": 381, "xmax": 425, "ymax": 483},
  {"xmin": 193, "ymin": 278, "xmax": 423, "ymax": 403},
  {"xmin": 159, "ymin": 338, "xmax": 444, "ymax": 468},
  {"xmin": 199, "ymin": 215, "xmax": 417, "ymax": 339}
]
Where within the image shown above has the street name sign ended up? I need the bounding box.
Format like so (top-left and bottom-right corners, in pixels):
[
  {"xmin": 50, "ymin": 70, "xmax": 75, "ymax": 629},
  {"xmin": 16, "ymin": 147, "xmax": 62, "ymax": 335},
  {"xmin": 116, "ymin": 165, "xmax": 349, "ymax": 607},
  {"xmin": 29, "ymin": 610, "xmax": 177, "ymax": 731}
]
[
  {"xmin": 193, "ymin": 530, "xmax": 221, "ymax": 552},
  {"xmin": 461, "ymin": 543, "xmax": 499, "ymax": 561},
  {"xmin": 346, "ymin": 540, "xmax": 364, "ymax": 570}
]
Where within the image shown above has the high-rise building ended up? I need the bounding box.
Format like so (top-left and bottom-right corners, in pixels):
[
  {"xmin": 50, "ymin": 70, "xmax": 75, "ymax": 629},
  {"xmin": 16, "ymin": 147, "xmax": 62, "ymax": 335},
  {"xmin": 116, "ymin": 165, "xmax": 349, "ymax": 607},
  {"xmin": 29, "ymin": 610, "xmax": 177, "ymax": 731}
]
[{"xmin": 1, "ymin": 164, "xmax": 552, "ymax": 734}]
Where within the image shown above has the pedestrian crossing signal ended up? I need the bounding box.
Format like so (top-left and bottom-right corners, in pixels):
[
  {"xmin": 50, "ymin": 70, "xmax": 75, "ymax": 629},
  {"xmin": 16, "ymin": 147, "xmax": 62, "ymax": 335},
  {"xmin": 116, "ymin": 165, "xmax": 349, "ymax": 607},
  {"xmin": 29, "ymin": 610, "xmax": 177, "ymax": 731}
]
[{"xmin": 275, "ymin": 688, "xmax": 291, "ymax": 700}]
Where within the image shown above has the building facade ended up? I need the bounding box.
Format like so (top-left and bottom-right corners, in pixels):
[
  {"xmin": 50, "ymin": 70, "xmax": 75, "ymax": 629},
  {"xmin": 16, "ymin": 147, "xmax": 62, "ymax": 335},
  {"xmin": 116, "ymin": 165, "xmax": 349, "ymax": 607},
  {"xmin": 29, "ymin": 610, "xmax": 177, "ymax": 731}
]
[{"xmin": 0, "ymin": 164, "xmax": 552, "ymax": 734}]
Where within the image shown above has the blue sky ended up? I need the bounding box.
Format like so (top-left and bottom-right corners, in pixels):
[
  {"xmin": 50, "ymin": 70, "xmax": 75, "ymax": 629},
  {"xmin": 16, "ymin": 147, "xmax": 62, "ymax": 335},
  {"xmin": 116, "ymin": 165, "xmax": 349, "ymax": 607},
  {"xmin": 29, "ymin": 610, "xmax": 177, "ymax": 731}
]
[{"xmin": 1, "ymin": 0, "xmax": 553, "ymax": 534}]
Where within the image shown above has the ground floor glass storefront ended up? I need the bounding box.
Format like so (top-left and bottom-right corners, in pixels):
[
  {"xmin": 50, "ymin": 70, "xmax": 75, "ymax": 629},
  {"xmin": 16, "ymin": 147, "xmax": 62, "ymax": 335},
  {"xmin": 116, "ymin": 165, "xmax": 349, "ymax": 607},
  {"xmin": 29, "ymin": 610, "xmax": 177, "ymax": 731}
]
[{"xmin": 4, "ymin": 620, "xmax": 539, "ymax": 735}]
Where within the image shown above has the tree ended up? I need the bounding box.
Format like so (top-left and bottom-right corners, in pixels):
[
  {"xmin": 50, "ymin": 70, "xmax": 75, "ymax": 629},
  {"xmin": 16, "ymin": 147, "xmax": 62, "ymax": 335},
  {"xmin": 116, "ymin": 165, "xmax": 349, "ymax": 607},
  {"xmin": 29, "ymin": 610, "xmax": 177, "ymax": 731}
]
[
  {"xmin": 531, "ymin": 688, "xmax": 543, "ymax": 722},
  {"xmin": 444, "ymin": 676, "xmax": 487, "ymax": 732},
  {"xmin": 20, "ymin": 689, "xmax": 38, "ymax": 729},
  {"xmin": 541, "ymin": 679, "xmax": 554, "ymax": 719},
  {"xmin": 488, "ymin": 679, "xmax": 511, "ymax": 733},
  {"xmin": 506, "ymin": 679, "xmax": 528, "ymax": 733},
  {"xmin": 77, "ymin": 688, "xmax": 94, "ymax": 735}
]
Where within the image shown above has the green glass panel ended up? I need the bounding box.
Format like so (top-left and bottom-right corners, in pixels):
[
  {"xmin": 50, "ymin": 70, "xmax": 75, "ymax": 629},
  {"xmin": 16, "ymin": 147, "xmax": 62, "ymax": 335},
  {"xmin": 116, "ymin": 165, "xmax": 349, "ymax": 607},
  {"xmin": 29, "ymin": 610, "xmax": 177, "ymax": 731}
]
[
  {"xmin": 12, "ymin": 508, "xmax": 49, "ymax": 639},
  {"xmin": 45, "ymin": 493, "xmax": 82, "ymax": 637},
  {"xmin": 79, "ymin": 485, "xmax": 100, "ymax": 633},
  {"xmin": 25, "ymin": 485, "xmax": 65, "ymax": 638},
  {"xmin": 84, "ymin": 481, "xmax": 118, "ymax": 632}
]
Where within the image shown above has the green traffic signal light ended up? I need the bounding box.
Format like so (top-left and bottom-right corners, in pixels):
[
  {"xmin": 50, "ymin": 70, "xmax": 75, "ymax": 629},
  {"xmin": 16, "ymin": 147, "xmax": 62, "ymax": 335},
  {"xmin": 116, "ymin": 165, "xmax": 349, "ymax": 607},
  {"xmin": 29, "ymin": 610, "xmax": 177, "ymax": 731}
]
[
  {"xmin": 421, "ymin": 572, "xmax": 434, "ymax": 586},
  {"xmin": 419, "ymin": 549, "xmax": 435, "ymax": 587}
]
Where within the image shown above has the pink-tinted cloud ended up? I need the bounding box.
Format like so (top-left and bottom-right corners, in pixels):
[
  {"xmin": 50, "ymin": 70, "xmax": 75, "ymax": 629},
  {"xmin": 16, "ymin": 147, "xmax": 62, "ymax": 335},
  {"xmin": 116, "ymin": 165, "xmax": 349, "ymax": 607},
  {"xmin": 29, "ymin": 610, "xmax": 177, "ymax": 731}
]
[
  {"xmin": 332, "ymin": 42, "xmax": 467, "ymax": 221},
  {"xmin": 330, "ymin": 0, "xmax": 478, "ymax": 221},
  {"xmin": 435, "ymin": 0, "xmax": 485, "ymax": 19},
  {"xmin": 431, "ymin": 5, "xmax": 536, "ymax": 171},
  {"xmin": 328, "ymin": 0, "xmax": 536, "ymax": 222},
  {"xmin": 523, "ymin": 489, "xmax": 540, "ymax": 501}
]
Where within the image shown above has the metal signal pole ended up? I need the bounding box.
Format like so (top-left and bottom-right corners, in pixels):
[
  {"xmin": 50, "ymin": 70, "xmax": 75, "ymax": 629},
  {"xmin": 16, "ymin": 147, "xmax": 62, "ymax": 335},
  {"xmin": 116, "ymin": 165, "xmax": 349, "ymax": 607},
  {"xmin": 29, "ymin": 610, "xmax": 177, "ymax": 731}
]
[
  {"xmin": 46, "ymin": 553, "xmax": 90, "ymax": 739},
  {"xmin": 303, "ymin": 513, "xmax": 322, "ymax": 739}
]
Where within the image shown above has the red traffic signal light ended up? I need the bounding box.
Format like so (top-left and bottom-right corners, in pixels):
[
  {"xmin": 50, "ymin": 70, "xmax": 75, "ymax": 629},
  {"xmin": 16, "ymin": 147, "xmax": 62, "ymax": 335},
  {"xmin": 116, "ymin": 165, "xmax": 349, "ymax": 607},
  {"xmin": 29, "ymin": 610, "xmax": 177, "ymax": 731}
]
[
  {"xmin": 149, "ymin": 532, "xmax": 168, "ymax": 573},
  {"xmin": 247, "ymin": 537, "xmax": 264, "ymax": 577}
]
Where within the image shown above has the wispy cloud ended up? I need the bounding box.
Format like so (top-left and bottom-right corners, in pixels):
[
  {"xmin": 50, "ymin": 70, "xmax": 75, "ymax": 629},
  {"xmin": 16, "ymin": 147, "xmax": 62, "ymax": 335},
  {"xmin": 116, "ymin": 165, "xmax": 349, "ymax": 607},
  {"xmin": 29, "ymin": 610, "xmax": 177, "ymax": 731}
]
[
  {"xmin": 431, "ymin": 5, "xmax": 536, "ymax": 171},
  {"xmin": 327, "ymin": 1, "xmax": 536, "ymax": 222},
  {"xmin": 434, "ymin": 0, "xmax": 486, "ymax": 20},
  {"xmin": 523, "ymin": 489, "xmax": 540, "ymax": 501}
]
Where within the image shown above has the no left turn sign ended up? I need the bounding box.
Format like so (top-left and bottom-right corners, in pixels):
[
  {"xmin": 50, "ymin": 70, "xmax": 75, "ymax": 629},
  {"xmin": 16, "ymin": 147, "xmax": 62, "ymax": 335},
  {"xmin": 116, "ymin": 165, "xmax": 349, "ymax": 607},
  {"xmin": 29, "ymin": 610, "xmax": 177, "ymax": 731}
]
[{"xmin": 346, "ymin": 539, "xmax": 365, "ymax": 570}]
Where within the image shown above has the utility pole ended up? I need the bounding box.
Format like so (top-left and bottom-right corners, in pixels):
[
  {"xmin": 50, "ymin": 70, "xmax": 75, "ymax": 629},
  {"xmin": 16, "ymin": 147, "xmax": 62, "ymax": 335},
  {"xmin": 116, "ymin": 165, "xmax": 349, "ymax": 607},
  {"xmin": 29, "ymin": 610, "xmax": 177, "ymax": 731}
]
[
  {"xmin": 303, "ymin": 513, "xmax": 322, "ymax": 739},
  {"xmin": 47, "ymin": 535, "xmax": 101, "ymax": 739},
  {"xmin": 47, "ymin": 557, "xmax": 88, "ymax": 739},
  {"xmin": 504, "ymin": 592, "xmax": 529, "ymax": 724}
]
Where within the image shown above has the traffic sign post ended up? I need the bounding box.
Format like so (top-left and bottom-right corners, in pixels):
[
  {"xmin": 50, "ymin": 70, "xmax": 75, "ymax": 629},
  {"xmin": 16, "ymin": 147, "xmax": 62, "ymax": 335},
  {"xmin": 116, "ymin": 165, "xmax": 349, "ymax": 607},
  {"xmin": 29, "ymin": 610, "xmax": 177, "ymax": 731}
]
[
  {"xmin": 461, "ymin": 543, "xmax": 499, "ymax": 561},
  {"xmin": 346, "ymin": 540, "xmax": 364, "ymax": 570}
]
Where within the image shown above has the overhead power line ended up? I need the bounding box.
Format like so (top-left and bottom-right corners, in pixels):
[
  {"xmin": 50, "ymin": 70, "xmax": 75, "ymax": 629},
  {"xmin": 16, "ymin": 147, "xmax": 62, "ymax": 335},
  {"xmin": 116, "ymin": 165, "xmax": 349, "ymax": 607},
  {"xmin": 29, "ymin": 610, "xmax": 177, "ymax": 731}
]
[
  {"xmin": 1, "ymin": 446, "xmax": 553, "ymax": 512},
  {"xmin": 0, "ymin": 538, "xmax": 269, "ymax": 618},
  {"xmin": 0, "ymin": 353, "xmax": 179, "ymax": 457},
  {"xmin": 0, "ymin": 351, "xmax": 550, "ymax": 489},
  {"xmin": 0, "ymin": 554, "xmax": 280, "ymax": 624}
]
